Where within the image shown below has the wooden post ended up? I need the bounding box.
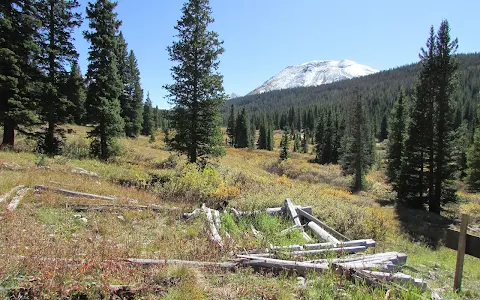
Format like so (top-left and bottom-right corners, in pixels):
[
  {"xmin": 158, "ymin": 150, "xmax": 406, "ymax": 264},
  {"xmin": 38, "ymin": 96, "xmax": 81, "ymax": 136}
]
[{"xmin": 454, "ymin": 214, "xmax": 469, "ymax": 292}]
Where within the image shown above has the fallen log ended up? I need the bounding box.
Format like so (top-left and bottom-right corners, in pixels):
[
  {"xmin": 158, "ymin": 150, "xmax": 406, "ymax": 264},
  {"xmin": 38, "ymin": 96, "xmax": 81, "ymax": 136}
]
[
  {"xmin": 307, "ymin": 222, "xmax": 340, "ymax": 244},
  {"xmin": 297, "ymin": 208, "xmax": 349, "ymax": 241},
  {"xmin": 237, "ymin": 255, "xmax": 329, "ymax": 275},
  {"xmin": 213, "ymin": 209, "xmax": 221, "ymax": 229},
  {"xmin": 127, "ymin": 258, "xmax": 236, "ymax": 270},
  {"xmin": 358, "ymin": 270, "xmax": 427, "ymax": 289},
  {"xmin": 66, "ymin": 203, "xmax": 179, "ymax": 212},
  {"xmin": 203, "ymin": 204, "xmax": 223, "ymax": 247},
  {"xmin": 284, "ymin": 198, "xmax": 302, "ymax": 227},
  {"xmin": 6, "ymin": 188, "xmax": 29, "ymax": 211},
  {"xmin": 334, "ymin": 260, "xmax": 397, "ymax": 271},
  {"xmin": 183, "ymin": 208, "xmax": 202, "ymax": 218},
  {"xmin": 0, "ymin": 185, "xmax": 25, "ymax": 204},
  {"xmin": 35, "ymin": 185, "xmax": 116, "ymax": 201},
  {"xmin": 308, "ymin": 252, "xmax": 407, "ymax": 266},
  {"xmin": 304, "ymin": 239, "xmax": 376, "ymax": 250},
  {"xmin": 71, "ymin": 167, "xmax": 99, "ymax": 177}
]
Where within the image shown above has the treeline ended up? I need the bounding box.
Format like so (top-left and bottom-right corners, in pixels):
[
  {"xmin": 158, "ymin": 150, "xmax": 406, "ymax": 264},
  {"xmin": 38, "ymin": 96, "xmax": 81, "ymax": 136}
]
[{"xmin": 0, "ymin": 0, "xmax": 168, "ymax": 159}]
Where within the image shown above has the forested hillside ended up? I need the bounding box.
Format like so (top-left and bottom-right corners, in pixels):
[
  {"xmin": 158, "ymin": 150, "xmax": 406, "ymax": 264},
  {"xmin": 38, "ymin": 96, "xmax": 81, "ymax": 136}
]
[{"xmin": 225, "ymin": 53, "xmax": 480, "ymax": 134}]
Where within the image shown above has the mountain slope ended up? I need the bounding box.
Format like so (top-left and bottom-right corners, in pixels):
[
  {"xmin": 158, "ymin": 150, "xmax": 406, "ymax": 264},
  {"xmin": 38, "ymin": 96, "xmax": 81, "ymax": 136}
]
[{"xmin": 249, "ymin": 60, "xmax": 379, "ymax": 95}]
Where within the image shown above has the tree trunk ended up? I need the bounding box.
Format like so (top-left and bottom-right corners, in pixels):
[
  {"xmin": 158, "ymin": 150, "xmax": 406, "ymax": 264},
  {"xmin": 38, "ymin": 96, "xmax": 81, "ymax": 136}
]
[{"xmin": 1, "ymin": 119, "xmax": 15, "ymax": 148}]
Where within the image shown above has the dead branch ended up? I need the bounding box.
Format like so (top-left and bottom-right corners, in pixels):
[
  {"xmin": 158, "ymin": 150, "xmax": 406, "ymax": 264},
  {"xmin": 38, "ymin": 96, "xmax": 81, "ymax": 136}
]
[{"xmin": 35, "ymin": 185, "xmax": 116, "ymax": 201}]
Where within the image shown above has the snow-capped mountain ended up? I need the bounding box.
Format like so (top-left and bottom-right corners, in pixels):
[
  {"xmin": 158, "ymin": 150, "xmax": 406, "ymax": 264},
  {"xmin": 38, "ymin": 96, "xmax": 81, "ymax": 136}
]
[
  {"xmin": 249, "ymin": 60, "xmax": 379, "ymax": 95},
  {"xmin": 228, "ymin": 93, "xmax": 241, "ymax": 100}
]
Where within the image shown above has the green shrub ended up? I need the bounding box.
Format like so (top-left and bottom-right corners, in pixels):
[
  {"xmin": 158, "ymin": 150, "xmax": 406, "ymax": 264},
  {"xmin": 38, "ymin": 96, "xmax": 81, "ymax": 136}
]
[{"xmin": 62, "ymin": 136, "xmax": 90, "ymax": 159}]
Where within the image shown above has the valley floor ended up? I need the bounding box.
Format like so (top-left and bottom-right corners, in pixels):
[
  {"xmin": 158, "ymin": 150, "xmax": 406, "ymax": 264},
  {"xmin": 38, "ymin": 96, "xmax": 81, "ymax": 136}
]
[{"xmin": 0, "ymin": 126, "xmax": 479, "ymax": 299}]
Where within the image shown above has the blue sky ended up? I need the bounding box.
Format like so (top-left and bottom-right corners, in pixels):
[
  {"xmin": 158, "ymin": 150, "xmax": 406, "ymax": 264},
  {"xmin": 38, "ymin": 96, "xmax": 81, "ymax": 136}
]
[{"xmin": 73, "ymin": 0, "xmax": 480, "ymax": 108}]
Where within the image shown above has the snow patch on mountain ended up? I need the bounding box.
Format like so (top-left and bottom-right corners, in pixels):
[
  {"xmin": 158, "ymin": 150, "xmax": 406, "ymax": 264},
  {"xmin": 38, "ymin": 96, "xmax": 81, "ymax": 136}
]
[{"xmin": 249, "ymin": 60, "xmax": 379, "ymax": 95}]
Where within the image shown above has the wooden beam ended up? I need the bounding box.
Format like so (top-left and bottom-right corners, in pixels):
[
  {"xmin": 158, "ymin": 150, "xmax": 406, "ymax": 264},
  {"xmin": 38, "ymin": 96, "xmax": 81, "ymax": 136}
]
[
  {"xmin": 284, "ymin": 198, "xmax": 302, "ymax": 227},
  {"xmin": 6, "ymin": 188, "xmax": 29, "ymax": 211},
  {"xmin": 304, "ymin": 239, "xmax": 376, "ymax": 250},
  {"xmin": 307, "ymin": 222, "xmax": 340, "ymax": 244},
  {"xmin": 296, "ymin": 208, "xmax": 349, "ymax": 241},
  {"xmin": 35, "ymin": 185, "xmax": 116, "ymax": 201},
  {"xmin": 0, "ymin": 185, "xmax": 25, "ymax": 204},
  {"xmin": 359, "ymin": 270, "xmax": 427, "ymax": 289},
  {"xmin": 203, "ymin": 205, "xmax": 223, "ymax": 248},
  {"xmin": 289, "ymin": 246, "xmax": 367, "ymax": 257},
  {"xmin": 237, "ymin": 255, "xmax": 329, "ymax": 275},
  {"xmin": 67, "ymin": 203, "xmax": 179, "ymax": 212},
  {"xmin": 446, "ymin": 225, "xmax": 480, "ymax": 259}
]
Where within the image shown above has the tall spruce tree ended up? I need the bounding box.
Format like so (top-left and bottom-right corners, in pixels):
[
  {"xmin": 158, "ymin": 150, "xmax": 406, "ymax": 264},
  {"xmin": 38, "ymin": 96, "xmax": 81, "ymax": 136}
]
[
  {"xmin": 320, "ymin": 111, "xmax": 333, "ymax": 163},
  {"xmin": 234, "ymin": 108, "xmax": 249, "ymax": 148},
  {"xmin": 266, "ymin": 122, "xmax": 274, "ymax": 151},
  {"xmin": 65, "ymin": 61, "xmax": 86, "ymax": 125},
  {"xmin": 293, "ymin": 132, "xmax": 300, "ymax": 152},
  {"xmin": 248, "ymin": 118, "xmax": 255, "ymax": 149},
  {"xmin": 467, "ymin": 107, "xmax": 480, "ymax": 190},
  {"xmin": 398, "ymin": 21, "xmax": 458, "ymax": 213},
  {"xmin": 123, "ymin": 50, "xmax": 143, "ymax": 137},
  {"xmin": 258, "ymin": 117, "xmax": 267, "ymax": 149},
  {"xmin": 279, "ymin": 128, "xmax": 289, "ymax": 161},
  {"xmin": 340, "ymin": 93, "xmax": 374, "ymax": 192},
  {"xmin": 386, "ymin": 88, "xmax": 408, "ymax": 189},
  {"xmin": 37, "ymin": 0, "xmax": 82, "ymax": 155},
  {"xmin": 142, "ymin": 92, "xmax": 154, "ymax": 136},
  {"xmin": 164, "ymin": 0, "xmax": 226, "ymax": 163},
  {"xmin": 84, "ymin": 0, "xmax": 124, "ymax": 160},
  {"xmin": 226, "ymin": 104, "xmax": 235, "ymax": 146},
  {"xmin": 0, "ymin": 1, "xmax": 41, "ymax": 148}
]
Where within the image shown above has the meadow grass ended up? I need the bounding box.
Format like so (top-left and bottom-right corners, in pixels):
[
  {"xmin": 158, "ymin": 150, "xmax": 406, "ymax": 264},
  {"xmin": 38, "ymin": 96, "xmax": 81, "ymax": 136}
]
[{"xmin": 0, "ymin": 126, "xmax": 479, "ymax": 298}]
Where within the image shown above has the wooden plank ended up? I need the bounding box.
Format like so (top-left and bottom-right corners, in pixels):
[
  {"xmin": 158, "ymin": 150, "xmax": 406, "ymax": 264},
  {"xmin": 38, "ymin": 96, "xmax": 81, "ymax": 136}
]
[
  {"xmin": 307, "ymin": 222, "xmax": 340, "ymax": 244},
  {"xmin": 237, "ymin": 255, "xmax": 329, "ymax": 275},
  {"xmin": 446, "ymin": 227, "xmax": 480, "ymax": 259},
  {"xmin": 304, "ymin": 239, "xmax": 376, "ymax": 250},
  {"xmin": 127, "ymin": 258, "xmax": 236, "ymax": 269},
  {"xmin": 67, "ymin": 203, "xmax": 179, "ymax": 212},
  {"xmin": 203, "ymin": 205, "xmax": 223, "ymax": 248},
  {"xmin": 454, "ymin": 214, "xmax": 468, "ymax": 292},
  {"xmin": 284, "ymin": 198, "xmax": 302, "ymax": 227},
  {"xmin": 297, "ymin": 208, "xmax": 349, "ymax": 241},
  {"xmin": 359, "ymin": 270, "xmax": 427, "ymax": 289},
  {"xmin": 6, "ymin": 188, "xmax": 29, "ymax": 211},
  {"xmin": 0, "ymin": 185, "xmax": 25, "ymax": 204},
  {"xmin": 307, "ymin": 252, "xmax": 407, "ymax": 266},
  {"xmin": 289, "ymin": 246, "xmax": 367, "ymax": 257},
  {"xmin": 35, "ymin": 185, "xmax": 116, "ymax": 201}
]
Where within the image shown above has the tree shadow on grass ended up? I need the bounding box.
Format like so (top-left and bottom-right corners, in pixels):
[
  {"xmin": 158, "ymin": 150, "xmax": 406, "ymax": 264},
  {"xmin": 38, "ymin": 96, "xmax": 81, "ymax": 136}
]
[
  {"xmin": 375, "ymin": 198, "xmax": 454, "ymax": 248},
  {"xmin": 393, "ymin": 205, "xmax": 453, "ymax": 249}
]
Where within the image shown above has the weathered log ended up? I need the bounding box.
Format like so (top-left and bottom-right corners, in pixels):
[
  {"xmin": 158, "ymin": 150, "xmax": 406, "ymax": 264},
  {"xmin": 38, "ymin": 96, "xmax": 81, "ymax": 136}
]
[
  {"xmin": 127, "ymin": 258, "xmax": 236, "ymax": 269},
  {"xmin": 297, "ymin": 208, "xmax": 349, "ymax": 241},
  {"xmin": 71, "ymin": 167, "xmax": 99, "ymax": 177},
  {"xmin": 213, "ymin": 209, "xmax": 221, "ymax": 229},
  {"xmin": 304, "ymin": 239, "xmax": 375, "ymax": 250},
  {"xmin": 203, "ymin": 204, "xmax": 223, "ymax": 247},
  {"xmin": 358, "ymin": 270, "xmax": 427, "ymax": 289},
  {"xmin": 284, "ymin": 198, "xmax": 302, "ymax": 227},
  {"xmin": 308, "ymin": 252, "xmax": 407, "ymax": 266},
  {"xmin": 230, "ymin": 207, "xmax": 240, "ymax": 220},
  {"xmin": 237, "ymin": 255, "xmax": 329, "ymax": 275},
  {"xmin": 266, "ymin": 206, "xmax": 313, "ymax": 215},
  {"xmin": 6, "ymin": 188, "xmax": 29, "ymax": 211},
  {"xmin": 334, "ymin": 260, "xmax": 397, "ymax": 271},
  {"xmin": 307, "ymin": 222, "xmax": 340, "ymax": 244},
  {"xmin": 288, "ymin": 246, "xmax": 367, "ymax": 257},
  {"xmin": 183, "ymin": 208, "xmax": 202, "ymax": 219},
  {"xmin": 0, "ymin": 185, "xmax": 25, "ymax": 204},
  {"xmin": 270, "ymin": 244, "xmax": 303, "ymax": 251},
  {"xmin": 35, "ymin": 185, "xmax": 116, "ymax": 201},
  {"xmin": 66, "ymin": 203, "xmax": 179, "ymax": 212}
]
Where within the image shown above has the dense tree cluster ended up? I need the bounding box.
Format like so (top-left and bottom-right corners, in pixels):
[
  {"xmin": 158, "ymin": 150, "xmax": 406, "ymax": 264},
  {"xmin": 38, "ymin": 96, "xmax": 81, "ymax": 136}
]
[{"xmin": 0, "ymin": 0, "xmax": 168, "ymax": 160}]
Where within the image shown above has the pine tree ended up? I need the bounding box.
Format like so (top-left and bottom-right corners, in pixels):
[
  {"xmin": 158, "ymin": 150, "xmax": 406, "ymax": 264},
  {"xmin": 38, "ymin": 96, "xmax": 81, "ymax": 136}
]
[
  {"xmin": 340, "ymin": 93, "xmax": 374, "ymax": 192},
  {"xmin": 84, "ymin": 0, "xmax": 124, "ymax": 160},
  {"xmin": 142, "ymin": 92, "xmax": 154, "ymax": 136},
  {"xmin": 266, "ymin": 122, "xmax": 274, "ymax": 151},
  {"xmin": 379, "ymin": 115, "xmax": 388, "ymax": 142},
  {"xmin": 248, "ymin": 118, "xmax": 256, "ymax": 149},
  {"xmin": 123, "ymin": 50, "xmax": 143, "ymax": 137},
  {"xmin": 37, "ymin": 0, "xmax": 82, "ymax": 155},
  {"xmin": 315, "ymin": 113, "xmax": 324, "ymax": 162},
  {"xmin": 226, "ymin": 104, "xmax": 235, "ymax": 146},
  {"xmin": 279, "ymin": 128, "xmax": 289, "ymax": 161},
  {"xmin": 454, "ymin": 121, "xmax": 469, "ymax": 179},
  {"xmin": 234, "ymin": 108, "xmax": 249, "ymax": 148},
  {"xmin": 301, "ymin": 128, "xmax": 308, "ymax": 153},
  {"xmin": 467, "ymin": 115, "xmax": 480, "ymax": 190},
  {"xmin": 65, "ymin": 61, "xmax": 86, "ymax": 125},
  {"xmin": 386, "ymin": 88, "xmax": 408, "ymax": 189},
  {"xmin": 257, "ymin": 118, "xmax": 267, "ymax": 149},
  {"xmin": 164, "ymin": 0, "xmax": 226, "ymax": 163},
  {"xmin": 320, "ymin": 111, "xmax": 333, "ymax": 163},
  {"xmin": 0, "ymin": 1, "xmax": 41, "ymax": 148},
  {"xmin": 293, "ymin": 132, "xmax": 300, "ymax": 152}
]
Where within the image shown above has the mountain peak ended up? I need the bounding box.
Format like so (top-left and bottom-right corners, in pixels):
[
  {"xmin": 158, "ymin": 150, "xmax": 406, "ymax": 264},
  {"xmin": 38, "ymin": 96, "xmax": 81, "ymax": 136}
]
[{"xmin": 249, "ymin": 60, "xmax": 379, "ymax": 95}]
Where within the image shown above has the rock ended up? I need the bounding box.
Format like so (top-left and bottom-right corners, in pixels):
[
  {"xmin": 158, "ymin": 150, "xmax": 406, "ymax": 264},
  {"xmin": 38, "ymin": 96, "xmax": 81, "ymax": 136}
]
[
  {"xmin": 73, "ymin": 214, "xmax": 82, "ymax": 219},
  {"xmin": 117, "ymin": 215, "xmax": 125, "ymax": 221},
  {"xmin": 79, "ymin": 217, "xmax": 88, "ymax": 223}
]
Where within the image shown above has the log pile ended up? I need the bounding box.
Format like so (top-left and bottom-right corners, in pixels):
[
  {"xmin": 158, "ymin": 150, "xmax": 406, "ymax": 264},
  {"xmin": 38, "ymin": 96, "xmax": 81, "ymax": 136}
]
[{"xmin": 182, "ymin": 198, "xmax": 426, "ymax": 289}]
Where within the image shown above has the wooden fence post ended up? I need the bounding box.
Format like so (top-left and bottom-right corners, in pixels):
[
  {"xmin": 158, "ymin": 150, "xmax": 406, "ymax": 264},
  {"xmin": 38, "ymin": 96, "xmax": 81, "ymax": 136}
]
[{"xmin": 454, "ymin": 214, "xmax": 469, "ymax": 292}]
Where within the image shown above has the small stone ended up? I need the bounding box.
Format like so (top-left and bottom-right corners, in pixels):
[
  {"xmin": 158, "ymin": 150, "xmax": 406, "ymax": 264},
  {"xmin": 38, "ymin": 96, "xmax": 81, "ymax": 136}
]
[
  {"xmin": 117, "ymin": 215, "xmax": 125, "ymax": 221},
  {"xmin": 79, "ymin": 217, "xmax": 88, "ymax": 223},
  {"xmin": 73, "ymin": 214, "xmax": 82, "ymax": 219}
]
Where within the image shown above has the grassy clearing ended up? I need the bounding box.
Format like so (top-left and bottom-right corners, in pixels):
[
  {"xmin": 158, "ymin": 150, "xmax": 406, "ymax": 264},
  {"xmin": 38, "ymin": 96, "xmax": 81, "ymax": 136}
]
[{"xmin": 0, "ymin": 126, "xmax": 479, "ymax": 298}]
